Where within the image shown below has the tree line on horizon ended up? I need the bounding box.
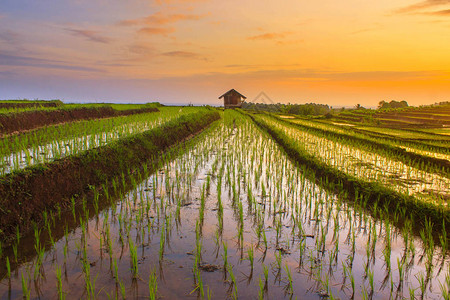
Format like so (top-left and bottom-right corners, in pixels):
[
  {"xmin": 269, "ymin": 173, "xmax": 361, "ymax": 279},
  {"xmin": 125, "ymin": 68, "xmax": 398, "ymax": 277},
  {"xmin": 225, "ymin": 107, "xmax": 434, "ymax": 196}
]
[
  {"xmin": 241, "ymin": 99, "xmax": 421, "ymax": 117},
  {"xmin": 242, "ymin": 102, "xmax": 332, "ymax": 116}
]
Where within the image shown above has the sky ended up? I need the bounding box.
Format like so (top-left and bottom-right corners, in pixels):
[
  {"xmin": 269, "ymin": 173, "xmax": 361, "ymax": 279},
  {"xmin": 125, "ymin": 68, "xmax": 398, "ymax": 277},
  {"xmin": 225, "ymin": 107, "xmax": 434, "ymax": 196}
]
[{"xmin": 0, "ymin": 0, "xmax": 450, "ymax": 107}]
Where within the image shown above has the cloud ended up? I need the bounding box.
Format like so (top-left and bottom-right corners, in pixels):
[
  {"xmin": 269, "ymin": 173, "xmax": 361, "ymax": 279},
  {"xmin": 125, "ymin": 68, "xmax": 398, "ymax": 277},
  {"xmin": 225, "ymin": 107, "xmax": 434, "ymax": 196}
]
[
  {"xmin": 0, "ymin": 30, "xmax": 21, "ymax": 43},
  {"xmin": 161, "ymin": 51, "xmax": 207, "ymax": 60},
  {"xmin": 180, "ymin": 68, "xmax": 444, "ymax": 83},
  {"xmin": 127, "ymin": 44, "xmax": 155, "ymax": 55},
  {"xmin": 0, "ymin": 71, "xmax": 16, "ymax": 78},
  {"xmin": 224, "ymin": 63, "xmax": 302, "ymax": 70},
  {"xmin": 138, "ymin": 27, "xmax": 175, "ymax": 35},
  {"xmin": 225, "ymin": 64, "xmax": 264, "ymax": 69},
  {"xmin": 118, "ymin": 12, "xmax": 205, "ymax": 26},
  {"xmin": 350, "ymin": 26, "xmax": 381, "ymax": 35},
  {"xmin": 95, "ymin": 61, "xmax": 134, "ymax": 67},
  {"xmin": 65, "ymin": 28, "xmax": 112, "ymax": 43},
  {"xmin": 396, "ymin": 0, "xmax": 450, "ymax": 13},
  {"xmin": 325, "ymin": 70, "xmax": 442, "ymax": 81},
  {"xmin": 424, "ymin": 8, "xmax": 450, "ymax": 14},
  {"xmin": 0, "ymin": 54, "xmax": 103, "ymax": 72},
  {"xmin": 118, "ymin": 11, "xmax": 206, "ymax": 38},
  {"xmin": 153, "ymin": 0, "xmax": 207, "ymax": 4},
  {"xmin": 247, "ymin": 32, "xmax": 290, "ymax": 41}
]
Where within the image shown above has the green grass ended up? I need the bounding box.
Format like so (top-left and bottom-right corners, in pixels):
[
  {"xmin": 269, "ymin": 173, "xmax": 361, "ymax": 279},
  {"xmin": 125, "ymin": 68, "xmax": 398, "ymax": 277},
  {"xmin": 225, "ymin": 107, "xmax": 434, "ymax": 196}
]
[{"xmin": 0, "ymin": 101, "xmax": 158, "ymax": 115}]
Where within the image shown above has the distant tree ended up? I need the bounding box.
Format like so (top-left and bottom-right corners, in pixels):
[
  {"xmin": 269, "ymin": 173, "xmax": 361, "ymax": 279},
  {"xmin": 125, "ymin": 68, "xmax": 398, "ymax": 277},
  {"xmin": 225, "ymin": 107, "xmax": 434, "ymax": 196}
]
[
  {"xmin": 243, "ymin": 102, "xmax": 331, "ymax": 116},
  {"xmin": 378, "ymin": 101, "xmax": 387, "ymax": 109},
  {"xmin": 378, "ymin": 100, "xmax": 408, "ymax": 110}
]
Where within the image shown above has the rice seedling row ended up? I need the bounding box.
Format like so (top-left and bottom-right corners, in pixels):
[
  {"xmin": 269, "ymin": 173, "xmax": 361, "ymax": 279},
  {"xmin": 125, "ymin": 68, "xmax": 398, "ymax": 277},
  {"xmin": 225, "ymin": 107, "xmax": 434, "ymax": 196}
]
[
  {"xmin": 284, "ymin": 115, "xmax": 450, "ymax": 164},
  {"xmin": 334, "ymin": 121, "xmax": 450, "ymax": 151},
  {"xmin": 253, "ymin": 113, "xmax": 450, "ymax": 206},
  {"xmin": 0, "ymin": 107, "xmax": 200, "ymax": 175}
]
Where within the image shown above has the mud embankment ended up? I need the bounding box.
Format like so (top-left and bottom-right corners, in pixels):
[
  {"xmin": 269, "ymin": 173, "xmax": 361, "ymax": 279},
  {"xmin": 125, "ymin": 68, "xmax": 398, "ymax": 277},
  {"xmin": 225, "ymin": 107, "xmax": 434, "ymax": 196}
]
[{"xmin": 0, "ymin": 106, "xmax": 159, "ymax": 136}]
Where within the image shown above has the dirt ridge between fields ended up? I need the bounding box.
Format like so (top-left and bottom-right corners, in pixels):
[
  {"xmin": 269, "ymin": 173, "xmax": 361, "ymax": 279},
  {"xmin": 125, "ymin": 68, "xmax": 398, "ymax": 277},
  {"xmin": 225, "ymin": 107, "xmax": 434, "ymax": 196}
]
[{"xmin": 0, "ymin": 106, "xmax": 159, "ymax": 136}]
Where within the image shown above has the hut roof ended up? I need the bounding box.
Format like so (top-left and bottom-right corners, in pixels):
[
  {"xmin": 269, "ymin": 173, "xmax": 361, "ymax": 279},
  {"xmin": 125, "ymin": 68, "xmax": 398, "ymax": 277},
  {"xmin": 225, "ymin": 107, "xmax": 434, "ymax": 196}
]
[{"xmin": 218, "ymin": 89, "xmax": 247, "ymax": 100}]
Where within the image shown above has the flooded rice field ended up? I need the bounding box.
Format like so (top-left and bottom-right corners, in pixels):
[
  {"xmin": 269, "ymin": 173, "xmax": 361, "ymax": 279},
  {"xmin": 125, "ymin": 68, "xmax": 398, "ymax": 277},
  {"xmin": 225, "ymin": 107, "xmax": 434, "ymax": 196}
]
[
  {"xmin": 257, "ymin": 115, "xmax": 450, "ymax": 204},
  {"xmin": 0, "ymin": 107, "xmax": 195, "ymax": 175},
  {"xmin": 0, "ymin": 111, "xmax": 449, "ymax": 299},
  {"xmin": 291, "ymin": 118, "xmax": 450, "ymax": 162}
]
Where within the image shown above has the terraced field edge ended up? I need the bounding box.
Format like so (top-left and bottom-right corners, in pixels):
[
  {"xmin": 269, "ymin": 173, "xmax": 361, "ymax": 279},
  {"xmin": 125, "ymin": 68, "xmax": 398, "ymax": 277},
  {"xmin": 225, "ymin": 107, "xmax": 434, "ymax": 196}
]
[
  {"xmin": 0, "ymin": 106, "xmax": 159, "ymax": 136},
  {"xmin": 0, "ymin": 109, "xmax": 220, "ymax": 241}
]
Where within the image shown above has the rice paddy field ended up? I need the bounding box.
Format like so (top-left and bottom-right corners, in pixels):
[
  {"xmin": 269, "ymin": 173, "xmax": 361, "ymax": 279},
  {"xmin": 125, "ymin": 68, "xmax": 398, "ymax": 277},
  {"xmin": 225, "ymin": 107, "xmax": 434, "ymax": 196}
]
[
  {"xmin": 334, "ymin": 103, "xmax": 450, "ymax": 129},
  {"xmin": 0, "ymin": 106, "xmax": 449, "ymax": 299},
  {"xmin": 0, "ymin": 106, "xmax": 194, "ymax": 175}
]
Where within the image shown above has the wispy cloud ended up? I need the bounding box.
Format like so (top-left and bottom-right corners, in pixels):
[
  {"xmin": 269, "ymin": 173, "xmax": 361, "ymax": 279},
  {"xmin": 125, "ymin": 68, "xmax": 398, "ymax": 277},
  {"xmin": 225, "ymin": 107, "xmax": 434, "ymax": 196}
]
[
  {"xmin": 0, "ymin": 53, "xmax": 103, "ymax": 72},
  {"xmin": 325, "ymin": 70, "xmax": 442, "ymax": 81},
  {"xmin": 161, "ymin": 51, "xmax": 207, "ymax": 60},
  {"xmin": 127, "ymin": 44, "xmax": 155, "ymax": 55},
  {"xmin": 0, "ymin": 71, "xmax": 16, "ymax": 78},
  {"xmin": 65, "ymin": 28, "xmax": 112, "ymax": 43},
  {"xmin": 350, "ymin": 24, "xmax": 382, "ymax": 35},
  {"xmin": 95, "ymin": 61, "xmax": 134, "ymax": 67},
  {"xmin": 138, "ymin": 27, "xmax": 175, "ymax": 35},
  {"xmin": 224, "ymin": 63, "xmax": 302, "ymax": 69},
  {"xmin": 118, "ymin": 11, "xmax": 206, "ymax": 37},
  {"xmin": 118, "ymin": 12, "xmax": 205, "ymax": 26},
  {"xmin": 396, "ymin": 0, "xmax": 450, "ymax": 13},
  {"xmin": 0, "ymin": 30, "xmax": 21, "ymax": 43},
  {"xmin": 247, "ymin": 32, "xmax": 290, "ymax": 41},
  {"xmin": 189, "ymin": 68, "xmax": 444, "ymax": 82},
  {"xmin": 154, "ymin": 0, "xmax": 207, "ymax": 4},
  {"xmin": 423, "ymin": 8, "xmax": 450, "ymax": 14}
]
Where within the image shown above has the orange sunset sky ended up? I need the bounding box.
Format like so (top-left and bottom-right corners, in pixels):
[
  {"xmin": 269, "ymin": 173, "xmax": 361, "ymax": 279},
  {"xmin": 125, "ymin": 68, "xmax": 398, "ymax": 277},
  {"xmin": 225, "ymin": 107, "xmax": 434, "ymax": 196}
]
[{"xmin": 0, "ymin": 0, "xmax": 449, "ymax": 106}]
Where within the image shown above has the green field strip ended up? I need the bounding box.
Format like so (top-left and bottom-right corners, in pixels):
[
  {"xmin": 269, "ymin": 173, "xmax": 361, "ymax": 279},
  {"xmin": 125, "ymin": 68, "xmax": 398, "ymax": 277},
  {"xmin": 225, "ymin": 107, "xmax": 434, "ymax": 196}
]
[{"xmin": 0, "ymin": 107, "xmax": 197, "ymax": 162}]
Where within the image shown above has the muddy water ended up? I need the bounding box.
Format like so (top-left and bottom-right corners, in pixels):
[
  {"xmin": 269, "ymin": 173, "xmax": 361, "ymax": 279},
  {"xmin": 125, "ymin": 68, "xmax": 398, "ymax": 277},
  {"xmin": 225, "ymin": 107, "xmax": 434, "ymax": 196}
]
[{"xmin": 0, "ymin": 110, "xmax": 448, "ymax": 299}]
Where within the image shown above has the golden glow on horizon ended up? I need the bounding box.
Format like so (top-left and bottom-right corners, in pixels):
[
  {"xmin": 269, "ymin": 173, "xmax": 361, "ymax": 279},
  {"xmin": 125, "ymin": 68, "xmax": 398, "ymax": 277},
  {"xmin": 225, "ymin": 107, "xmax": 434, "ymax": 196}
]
[{"xmin": 0, "ymin": 0, "xmax": 449, "ymax": 105}]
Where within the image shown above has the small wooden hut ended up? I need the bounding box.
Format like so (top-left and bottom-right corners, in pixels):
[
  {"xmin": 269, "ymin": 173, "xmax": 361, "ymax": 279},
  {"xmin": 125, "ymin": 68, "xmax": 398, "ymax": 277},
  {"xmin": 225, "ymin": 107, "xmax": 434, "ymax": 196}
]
[{"xmin": 219, "ymin": 89, "xmax": 246, "ymax": 109}]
